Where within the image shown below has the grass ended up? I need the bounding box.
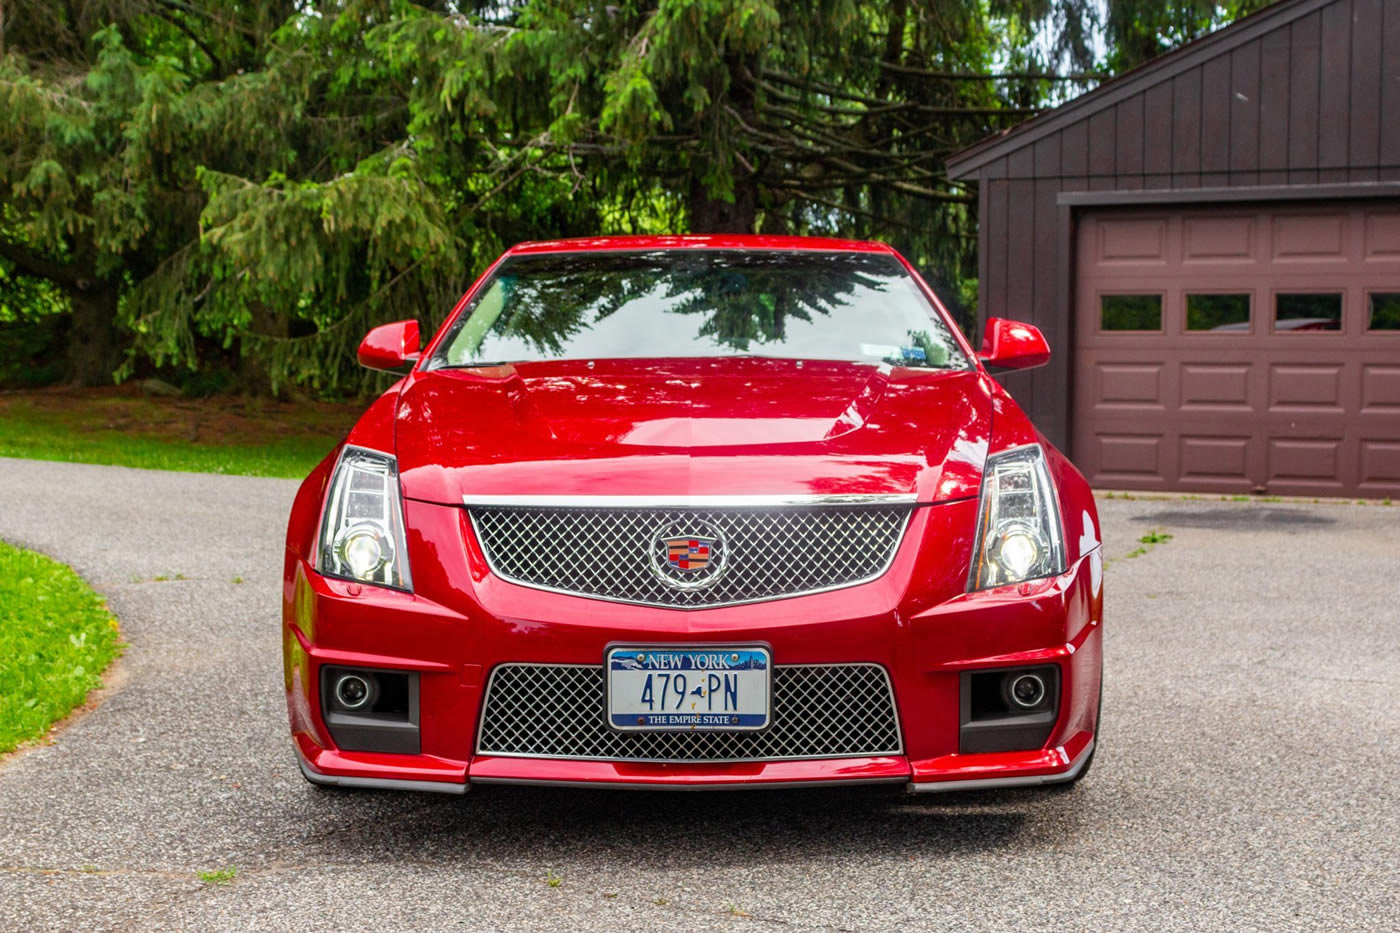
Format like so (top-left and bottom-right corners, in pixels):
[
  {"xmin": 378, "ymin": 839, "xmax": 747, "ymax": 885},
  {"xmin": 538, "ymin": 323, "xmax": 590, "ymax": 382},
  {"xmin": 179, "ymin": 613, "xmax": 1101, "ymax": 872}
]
[
  {"xmin": 0, "ymin": 387, "xmax": 356, "ymax": 479},
  {"xmin": 197, "ymin": 866, "xmax": 237, "ymax": 885},
  {"xmin": 0, "ymin": 541, "xmax": 123, "ymax": 754},
  {"xmin": 1121, "ymin": 529, "xmax": 1174, "ymax": 561}
]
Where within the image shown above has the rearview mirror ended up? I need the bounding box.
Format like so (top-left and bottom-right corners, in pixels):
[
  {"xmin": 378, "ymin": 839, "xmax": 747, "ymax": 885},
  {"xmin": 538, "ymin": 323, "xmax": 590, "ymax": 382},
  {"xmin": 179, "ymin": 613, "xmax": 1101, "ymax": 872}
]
[
  {"xmin": 978, "ymin": 317, "xmax": 1050, "ymax": 371},
  {"xmin": 358, "ymin": 320, "xmax": 421, "ymax": 372}
]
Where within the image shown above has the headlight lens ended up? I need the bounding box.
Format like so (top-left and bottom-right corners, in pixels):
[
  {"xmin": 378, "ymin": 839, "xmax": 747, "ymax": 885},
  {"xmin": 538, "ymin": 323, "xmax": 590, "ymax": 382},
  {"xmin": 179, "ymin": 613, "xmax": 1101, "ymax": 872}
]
[
  {"xmin": 969, "ymin": 444, "xmax": 1065, "ymax": 590},
  {"xmin": 316, "ymin": 446, "xmax": 412, "ymax": 591}
]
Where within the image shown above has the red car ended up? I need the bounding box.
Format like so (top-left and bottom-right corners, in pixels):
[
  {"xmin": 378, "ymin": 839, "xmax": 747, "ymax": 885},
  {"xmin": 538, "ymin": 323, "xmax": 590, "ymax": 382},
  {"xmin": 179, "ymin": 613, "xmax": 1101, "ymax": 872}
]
[{"xmin": 283, "ymin": 235, "xmax": 1103, "ymax": 794}]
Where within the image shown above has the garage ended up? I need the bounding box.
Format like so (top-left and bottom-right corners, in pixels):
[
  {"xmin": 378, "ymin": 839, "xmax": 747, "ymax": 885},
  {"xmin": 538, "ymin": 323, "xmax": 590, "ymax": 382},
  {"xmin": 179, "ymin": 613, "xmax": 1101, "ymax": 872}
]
[
  {"xmin": 946, "ymin": 0, "xmax": 1400, "ymax": 497},
  {"xmin": 1075, "ymin": 203, "xmax": 1400, "ymax": 495}
]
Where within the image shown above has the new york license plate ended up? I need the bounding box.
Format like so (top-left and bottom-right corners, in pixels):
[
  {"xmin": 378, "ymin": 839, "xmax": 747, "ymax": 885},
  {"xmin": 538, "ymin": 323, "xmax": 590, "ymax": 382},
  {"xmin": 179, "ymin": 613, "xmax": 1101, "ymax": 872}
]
[{"xmin": 606, "ymin": 646, "xmax": 771, "ymax": 731}]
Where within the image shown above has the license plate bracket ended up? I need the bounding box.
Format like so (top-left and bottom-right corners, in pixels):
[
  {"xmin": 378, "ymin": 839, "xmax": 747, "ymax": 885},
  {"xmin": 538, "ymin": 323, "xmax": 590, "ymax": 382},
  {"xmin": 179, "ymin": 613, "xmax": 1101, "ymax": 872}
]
[{"xmin": 605, "ymin": 645, "xmax": 772, "ymax": 732}]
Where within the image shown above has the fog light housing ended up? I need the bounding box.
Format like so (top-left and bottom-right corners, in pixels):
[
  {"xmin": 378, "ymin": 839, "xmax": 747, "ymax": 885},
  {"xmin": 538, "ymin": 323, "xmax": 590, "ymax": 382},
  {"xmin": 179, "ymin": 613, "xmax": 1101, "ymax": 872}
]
[
  {"xmin": 320, "ymin": 666, "xmax": 420, "ymax": 755},
  {"xmin": 960, "ymin": 665, "xmax": 1060, "ymax": 754}
]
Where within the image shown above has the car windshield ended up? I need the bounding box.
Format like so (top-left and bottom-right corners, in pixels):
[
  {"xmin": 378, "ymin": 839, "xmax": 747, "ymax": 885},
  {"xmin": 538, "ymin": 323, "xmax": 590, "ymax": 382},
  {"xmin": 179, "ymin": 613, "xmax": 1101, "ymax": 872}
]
[{"xmin": 425, "ymin": 249, "xmax": 969, "ymax": 371}]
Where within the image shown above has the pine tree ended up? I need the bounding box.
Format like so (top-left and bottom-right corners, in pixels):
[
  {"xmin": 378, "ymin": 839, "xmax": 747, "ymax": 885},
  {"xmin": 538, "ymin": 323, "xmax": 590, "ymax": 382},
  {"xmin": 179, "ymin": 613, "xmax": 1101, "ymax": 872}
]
[{"xmin": 0, "ymin": 0, "xmax": 1267, "ymax": 393}]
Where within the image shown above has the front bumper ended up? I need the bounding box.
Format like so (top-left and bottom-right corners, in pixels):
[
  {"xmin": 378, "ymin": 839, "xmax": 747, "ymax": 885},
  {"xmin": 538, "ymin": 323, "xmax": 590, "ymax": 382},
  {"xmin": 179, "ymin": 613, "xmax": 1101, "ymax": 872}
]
[{"xmin": 286, "ymin": 498, "xmax": 1103, "ymax": 793}]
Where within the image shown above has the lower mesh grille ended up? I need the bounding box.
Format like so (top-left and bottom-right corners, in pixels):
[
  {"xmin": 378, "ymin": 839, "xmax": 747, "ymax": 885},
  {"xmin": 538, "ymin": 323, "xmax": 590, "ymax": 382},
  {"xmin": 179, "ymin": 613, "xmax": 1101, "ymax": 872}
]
[{"xmin": 477, "ymin": 663, "xmax": 902, "ymax": 761}]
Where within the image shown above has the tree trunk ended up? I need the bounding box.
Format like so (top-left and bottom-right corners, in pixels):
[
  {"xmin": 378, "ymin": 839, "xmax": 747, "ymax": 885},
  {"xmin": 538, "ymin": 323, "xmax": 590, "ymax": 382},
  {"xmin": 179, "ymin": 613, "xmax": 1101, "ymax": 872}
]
[
  {"xmin": 688, "ymin": 176, "xmax": 758, "ymax": 233},
  {"xmin": 235, "ymin": 300, "xmax": 288, "ymax": 398},
  {"xmin": 64, "ymin": 285, "xmax": 122, "ymax": 386},
  {"xmin": 690, "ymin": 54, "xmax": 761, "ymax": 234}
]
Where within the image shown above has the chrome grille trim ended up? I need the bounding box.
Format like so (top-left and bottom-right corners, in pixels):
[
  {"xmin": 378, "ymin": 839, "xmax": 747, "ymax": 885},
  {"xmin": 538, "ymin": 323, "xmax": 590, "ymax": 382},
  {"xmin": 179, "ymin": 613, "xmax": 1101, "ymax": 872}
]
[
  {"xmin": 463, "ymin": 493, "xmax": 918, "ymax": 508},
  {"xmin": 476, "ymin": 663, "xmax": 903, "ymax": 762},
  {"xmin": 467, "ymin": 500, "xmax": 913, "ymax": 608}
]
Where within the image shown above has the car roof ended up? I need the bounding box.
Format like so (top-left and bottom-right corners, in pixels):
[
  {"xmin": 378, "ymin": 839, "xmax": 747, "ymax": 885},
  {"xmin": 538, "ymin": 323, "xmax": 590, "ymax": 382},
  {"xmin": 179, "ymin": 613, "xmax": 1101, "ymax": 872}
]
[{"xmin": 506, "ymin": 234, "xmax": 897, "ymax": 255}]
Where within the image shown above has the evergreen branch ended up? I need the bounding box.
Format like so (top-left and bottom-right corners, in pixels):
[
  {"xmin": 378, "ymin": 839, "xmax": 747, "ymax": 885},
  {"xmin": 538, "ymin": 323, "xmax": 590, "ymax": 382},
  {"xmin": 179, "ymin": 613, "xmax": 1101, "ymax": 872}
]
[
  {"xmin": 149, "ymin": 6, "xmax": 224, "ymax": 76},
  {"xmin": 875, "ymin": 61, "xmax": 1108, "ymax": 81},
  {"xmin": 0, "ymin": 238, "xmax": 88, "ymax": 288},
  {"xmin": 250, "ymin": 257, "xmax": 428, "ymax": 344}
]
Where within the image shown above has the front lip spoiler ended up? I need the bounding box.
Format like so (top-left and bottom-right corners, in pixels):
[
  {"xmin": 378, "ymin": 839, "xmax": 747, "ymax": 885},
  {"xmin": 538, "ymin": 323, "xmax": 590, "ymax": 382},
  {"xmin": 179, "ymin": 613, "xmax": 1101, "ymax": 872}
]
[
  {"xmin": 468, "ymin": 776, "xmax": 910, "ymax": 792},
  {"xmin": 298, "ymin": 757, "xmax": 467, "ymax": 795},
  {"xmin": 905, "ymin": 738, "xmax": 1095, "ymax": 793},
  {"xmin": 296, "ymin": 744, "xmax": 1092, "ymax": 794}
]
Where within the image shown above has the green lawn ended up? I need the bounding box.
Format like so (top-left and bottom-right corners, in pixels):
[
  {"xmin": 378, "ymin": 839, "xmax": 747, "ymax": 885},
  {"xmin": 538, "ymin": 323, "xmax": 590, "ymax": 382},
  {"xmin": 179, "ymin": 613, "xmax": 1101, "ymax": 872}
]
[
  {"xmin": 0, "ymin": 542, "xmax": 124, "ymax": 754},
  {"xmin": 0, "ymin": 389, "xmax": 354, "ymax": 479}
]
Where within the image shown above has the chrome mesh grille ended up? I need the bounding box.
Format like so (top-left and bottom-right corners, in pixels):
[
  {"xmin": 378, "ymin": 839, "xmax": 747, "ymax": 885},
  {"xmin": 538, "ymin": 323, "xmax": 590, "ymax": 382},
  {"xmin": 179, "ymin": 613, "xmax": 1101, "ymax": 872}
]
[
  {"xmin": 468, "ymin": 504, "xmax": 910, "ymax": 607},
  {"xmin": 476, "ymin": 663, "xmax": 902, "ymax": 761}
]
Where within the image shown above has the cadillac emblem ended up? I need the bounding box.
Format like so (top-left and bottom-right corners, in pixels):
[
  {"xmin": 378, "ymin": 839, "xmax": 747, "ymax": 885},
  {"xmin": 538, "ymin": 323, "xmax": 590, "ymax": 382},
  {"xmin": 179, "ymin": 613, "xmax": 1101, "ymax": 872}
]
[
  {"xmin": 649, "ymin": 523, "xmax": 726, "ymax": 589},
  {"xmin": 665, "ymin": 536, "xmax": 714, "ymax": 571}
]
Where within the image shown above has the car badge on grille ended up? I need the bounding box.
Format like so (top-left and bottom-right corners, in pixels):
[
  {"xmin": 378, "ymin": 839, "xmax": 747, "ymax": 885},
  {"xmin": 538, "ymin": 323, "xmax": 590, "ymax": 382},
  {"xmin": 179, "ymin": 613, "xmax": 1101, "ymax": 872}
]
[
  {"xmin": 649, "ymin": 524, "xmax": 727, "ymax": 590},
  {"xmin": 665, "ymin": 536, "xmax": 714, "ymax": 571}
]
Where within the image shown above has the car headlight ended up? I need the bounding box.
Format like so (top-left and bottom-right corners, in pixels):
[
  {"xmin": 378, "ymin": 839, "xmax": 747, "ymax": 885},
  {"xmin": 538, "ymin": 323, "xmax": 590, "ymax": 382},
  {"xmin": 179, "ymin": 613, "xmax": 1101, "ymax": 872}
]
[
  {"xmin": 316, "ymin": 446, "xmax": 413, "ymax": 591},
  {"xmin": 969, "ymin": 444, "xmax": 1065, "ymax": 590}
]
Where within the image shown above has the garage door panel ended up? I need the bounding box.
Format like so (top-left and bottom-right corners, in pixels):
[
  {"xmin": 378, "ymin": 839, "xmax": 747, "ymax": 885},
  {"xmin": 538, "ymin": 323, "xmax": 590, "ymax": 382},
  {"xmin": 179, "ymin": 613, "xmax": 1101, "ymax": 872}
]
[
  {"xmin": 1180, "ymin": 363, "xmax": 1253, "ymax": 409},
  {"xmin": 1272, "ymin": 212, "xmax": 1349, "ymax": 262},
  {"xmin": 1096, "ymin": 218, "xmax": 1168, "ymax": 264},
  {"xmin": 1183, "ymin": 216, "xmax": 1255, "ymax": 263},
  {"xmin": 1097, "ymin": 363, "xmax": 1165, "ymax": 407},
  {"xmin": 1090, "ymin": 437, "xmax": 1167, "ymax": 488},
  {"xmin": 1266, "ymin": 437, "xmax": 1348, "ymax": 490},
  {"xmin": 1359, "ymin": 440, "xmax": 1400, "ymax": 489},
  {"xmin": 1073, "ymin": 203, "xmax": 1400, "ymax": 497},
  {"xmin": 1267, "ymin": 363, "xmax": 1346, "ymax": 411},
  {"xmin": 1361, "ymin": 364, "xmax": 1400, "ymax": 410},
  {"xmin": 1178, "ymin": 435, "xmax": 1253, "ymax": 484},
  {"xmin": 1363, "ymin": 211, "xmax": 1400, "ymax": 260}
]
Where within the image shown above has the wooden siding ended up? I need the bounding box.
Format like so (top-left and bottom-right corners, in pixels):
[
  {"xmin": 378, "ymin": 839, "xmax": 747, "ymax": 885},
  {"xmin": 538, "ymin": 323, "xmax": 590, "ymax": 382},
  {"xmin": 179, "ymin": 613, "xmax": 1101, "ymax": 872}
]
[{"xmin": 959, "ymin": 0, "xmax": 1400, "ymax": 449}]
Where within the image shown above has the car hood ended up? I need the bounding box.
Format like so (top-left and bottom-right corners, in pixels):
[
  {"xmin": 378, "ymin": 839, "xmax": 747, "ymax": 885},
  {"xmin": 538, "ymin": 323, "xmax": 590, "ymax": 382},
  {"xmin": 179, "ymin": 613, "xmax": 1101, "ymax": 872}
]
[{"xmin": 394, "ymin": 358, "xmax": 992, "ymax": 505}]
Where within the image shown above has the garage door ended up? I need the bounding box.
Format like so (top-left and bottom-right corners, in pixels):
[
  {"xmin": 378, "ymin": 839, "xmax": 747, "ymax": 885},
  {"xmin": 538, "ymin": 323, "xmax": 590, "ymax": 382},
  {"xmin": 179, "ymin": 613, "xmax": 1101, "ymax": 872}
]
[{"xmin": 1072, "ymin": 203, "xmax": 1400, "ymax": 497}]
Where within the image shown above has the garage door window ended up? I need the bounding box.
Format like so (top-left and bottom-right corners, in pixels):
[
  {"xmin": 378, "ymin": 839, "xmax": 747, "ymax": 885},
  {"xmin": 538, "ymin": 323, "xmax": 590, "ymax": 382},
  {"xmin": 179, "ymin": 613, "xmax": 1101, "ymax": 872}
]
[
  {"xmin": 1100, "ymin": 294, "xmax": 1162, "ymax": 331},
  {"xmin": 1367, "ymin": 293, "xmax": 1400, "ymax": 331},
  {"xmin": 1186, "ymin": 293, "xmax": 1251, "ymax": 332},
  {"xmin": 1275, "ymin": 292, "xmax": 1342, "ymax": 332}
]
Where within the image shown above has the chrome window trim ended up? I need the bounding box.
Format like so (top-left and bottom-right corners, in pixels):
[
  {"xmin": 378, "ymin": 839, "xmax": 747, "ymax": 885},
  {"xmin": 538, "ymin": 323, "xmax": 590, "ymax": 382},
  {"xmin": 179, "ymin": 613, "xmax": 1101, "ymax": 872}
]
[
  {"xmin": 475, "ymin": 661, "xmax": 905, "ymax": 763},
  {"xmin": 466, "ymin": 505, "xmax": 915, "ymax": 610},
  {"xmin": 462, "ymin": 493, "xmax": 919, "ymax": 508}
]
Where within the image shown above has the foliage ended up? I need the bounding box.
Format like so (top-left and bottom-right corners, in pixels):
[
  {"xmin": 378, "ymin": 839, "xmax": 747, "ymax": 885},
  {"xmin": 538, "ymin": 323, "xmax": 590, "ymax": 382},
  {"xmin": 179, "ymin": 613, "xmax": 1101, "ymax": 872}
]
[
  {"xmin": 0, "ymin": 541, "xmax": 123, "ymax": 755},
  {"xmin": 0, "ymin": 1, "xmax": 1266, "ymax": 394},
  {"xmin": 1103, "ymin": 0, "xmax": 1275, "ymax": 73}
]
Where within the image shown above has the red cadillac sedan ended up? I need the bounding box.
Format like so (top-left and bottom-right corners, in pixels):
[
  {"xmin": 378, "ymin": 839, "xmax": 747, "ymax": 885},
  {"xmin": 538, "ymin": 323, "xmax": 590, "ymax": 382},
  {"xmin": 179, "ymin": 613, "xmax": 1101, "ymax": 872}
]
[{"xmin": 283, "ymin": 235, "xmax": 1103, "ymax": 794}]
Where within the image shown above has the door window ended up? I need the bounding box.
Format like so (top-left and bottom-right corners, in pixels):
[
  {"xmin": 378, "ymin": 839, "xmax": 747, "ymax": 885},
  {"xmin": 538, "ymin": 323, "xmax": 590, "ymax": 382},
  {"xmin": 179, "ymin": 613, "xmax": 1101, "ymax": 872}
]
[
  {"xmin": 1274, "ymin": 292, "xmax": 1342, "ymax": 332},
  {"xmin": 1100, "ymin": 294, "xmax": 1162, "ymax": 332},
  {"xmin": 1367, "ymin": 293, "xmax": 1400, "ymax": 331},
  {"xmin": 1186, "ymin": 293, "xmax": 1252, "ymax": 332}
]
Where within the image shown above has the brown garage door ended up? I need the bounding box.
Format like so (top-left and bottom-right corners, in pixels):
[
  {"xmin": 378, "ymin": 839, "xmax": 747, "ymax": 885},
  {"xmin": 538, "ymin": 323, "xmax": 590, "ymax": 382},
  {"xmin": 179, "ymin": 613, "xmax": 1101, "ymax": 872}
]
[{"xmin": 1072, "ymin": 203, "xmax": 1400, "ymax": 497}]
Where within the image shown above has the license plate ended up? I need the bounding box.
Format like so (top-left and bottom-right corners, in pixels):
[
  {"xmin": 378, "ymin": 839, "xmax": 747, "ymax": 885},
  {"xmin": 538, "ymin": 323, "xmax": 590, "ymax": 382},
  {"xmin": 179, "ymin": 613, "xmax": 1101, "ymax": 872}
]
[{"xmin": 606, "ymin": 646, "xmax": 771, "ymax": 731}]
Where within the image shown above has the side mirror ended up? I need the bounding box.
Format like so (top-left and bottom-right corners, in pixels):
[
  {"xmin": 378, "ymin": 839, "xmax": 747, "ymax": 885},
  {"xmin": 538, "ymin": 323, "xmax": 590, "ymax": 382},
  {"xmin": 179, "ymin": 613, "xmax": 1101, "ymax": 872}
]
[
  {"xmin": 978, "ymin": 317, "xmax": 1050, "ymax": 371},
  {"xmin": 358, "ymin": 320, "xmax": 421, "ymax": 371}
]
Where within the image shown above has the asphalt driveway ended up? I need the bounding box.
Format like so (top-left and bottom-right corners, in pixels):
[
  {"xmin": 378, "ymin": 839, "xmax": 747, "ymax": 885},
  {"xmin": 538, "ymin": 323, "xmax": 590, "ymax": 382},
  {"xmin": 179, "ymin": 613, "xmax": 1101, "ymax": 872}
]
[{"xmin": 0, "ymin": 457, "xmax": 1396, "ymax": 931}]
